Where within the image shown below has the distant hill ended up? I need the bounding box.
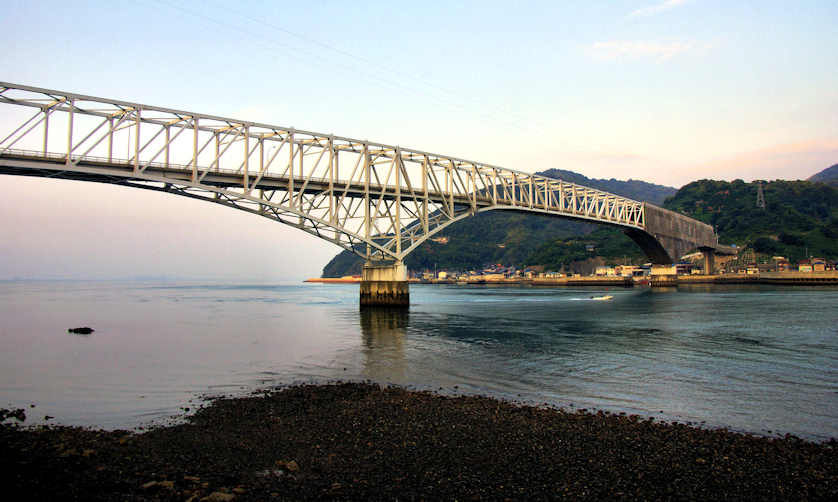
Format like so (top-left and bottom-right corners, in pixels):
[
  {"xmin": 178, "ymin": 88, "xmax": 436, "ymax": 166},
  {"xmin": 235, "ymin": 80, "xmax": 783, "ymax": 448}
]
[
  {"xmin": 537, "ymin": 169, "xmax": 677, "ymax": 204},
  {"xmin": 664, "ymin": 179, "xmax": 838, "ymax": 262},
  {"xmin": 321, "ymin": 170, "xmax": 677, "ymax": 277},
  {"xmin": 809, "ymin": 164, "xmax": 838, "ymax": 187}
]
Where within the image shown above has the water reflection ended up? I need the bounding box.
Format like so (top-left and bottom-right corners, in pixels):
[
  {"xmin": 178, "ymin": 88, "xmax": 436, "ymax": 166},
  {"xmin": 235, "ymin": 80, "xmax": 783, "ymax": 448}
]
[
  {"xmin": 359, "ymin": 307, "xmax": 409, "ymax": 381},
  {"xmin": 2, "ymin": 281, "xmax": 836, "ymax": 439}
]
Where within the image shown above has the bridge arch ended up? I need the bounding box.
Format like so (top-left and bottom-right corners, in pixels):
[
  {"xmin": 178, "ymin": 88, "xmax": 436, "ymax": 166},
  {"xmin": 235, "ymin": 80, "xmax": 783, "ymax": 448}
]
[{"xmin": 0, "ymin": 82, "xmax": 727, "ymax": 303}]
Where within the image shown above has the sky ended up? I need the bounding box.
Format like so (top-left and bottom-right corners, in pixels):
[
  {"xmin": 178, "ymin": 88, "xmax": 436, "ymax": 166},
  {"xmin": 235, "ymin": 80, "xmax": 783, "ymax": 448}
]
[{"xmin": 1, "ymin": 0, "xmax": 836, "ymax": 280}]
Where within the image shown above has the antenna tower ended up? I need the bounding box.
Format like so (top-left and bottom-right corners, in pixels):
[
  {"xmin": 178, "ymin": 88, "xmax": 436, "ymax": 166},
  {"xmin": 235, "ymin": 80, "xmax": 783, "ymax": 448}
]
[{"xmin": 756, "ymin": 182, "xmax": 766, "ymax": 209}]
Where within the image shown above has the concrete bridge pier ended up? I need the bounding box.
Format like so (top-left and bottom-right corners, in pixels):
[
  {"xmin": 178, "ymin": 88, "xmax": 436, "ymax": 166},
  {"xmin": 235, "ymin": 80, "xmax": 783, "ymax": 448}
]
[
  {"xmin": 360, "ymin": 261, "xmax": 409, "ymax": 307},
  {"xmin": 701, "ymin": 248, "xmax": 716, "ymax": 274}
]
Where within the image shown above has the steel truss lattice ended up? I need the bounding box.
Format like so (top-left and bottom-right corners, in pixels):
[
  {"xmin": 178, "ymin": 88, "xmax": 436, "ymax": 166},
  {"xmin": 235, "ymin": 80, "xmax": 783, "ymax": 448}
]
[{"xmin": 0, "ymin": 82, "xmax": 645, "ymax": 262}]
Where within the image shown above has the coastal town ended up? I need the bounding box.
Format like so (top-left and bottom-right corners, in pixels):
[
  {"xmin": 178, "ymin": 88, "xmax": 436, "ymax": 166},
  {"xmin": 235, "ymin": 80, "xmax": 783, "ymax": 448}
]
[{"xmin": 308, "ymin": 252, "xmax": 838, "ymax": 286}]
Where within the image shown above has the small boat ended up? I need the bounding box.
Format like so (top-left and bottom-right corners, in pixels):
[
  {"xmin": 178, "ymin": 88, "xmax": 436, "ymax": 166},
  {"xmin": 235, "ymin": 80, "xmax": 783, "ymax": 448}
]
[{"xmin": 590, "ymin": 295, "xmax": 614, "ymax": 301}]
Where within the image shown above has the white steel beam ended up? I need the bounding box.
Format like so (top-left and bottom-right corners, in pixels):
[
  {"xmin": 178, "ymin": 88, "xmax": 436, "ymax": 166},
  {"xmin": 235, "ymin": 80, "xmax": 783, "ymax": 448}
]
[{"xmin": 0, "ymin": 81, "xmax": 649, "ymax": 263}]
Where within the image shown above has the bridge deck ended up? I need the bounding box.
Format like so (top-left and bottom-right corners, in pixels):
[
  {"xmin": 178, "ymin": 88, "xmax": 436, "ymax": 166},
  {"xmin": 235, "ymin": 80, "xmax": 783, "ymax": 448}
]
[
  {"xmin": 0, "ymin": 149, "xmax": 644, "ymax": 229},
  {"xmin": 0, "ymin": 81, "xmax": 721, "ymax": 264}
]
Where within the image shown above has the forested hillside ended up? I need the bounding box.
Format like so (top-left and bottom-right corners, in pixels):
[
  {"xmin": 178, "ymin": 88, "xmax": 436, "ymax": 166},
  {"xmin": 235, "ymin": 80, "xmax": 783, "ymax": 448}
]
[{"xmin": 663, "ymin": 179, "xmax": 838, "ymax": 262}]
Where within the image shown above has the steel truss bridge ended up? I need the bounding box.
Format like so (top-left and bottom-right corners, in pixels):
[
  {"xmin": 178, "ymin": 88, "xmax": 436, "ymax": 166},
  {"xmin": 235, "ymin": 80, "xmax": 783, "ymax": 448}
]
[{"xmin": 0, "ymin": 82, "xmax": 723, "ymax": 267}]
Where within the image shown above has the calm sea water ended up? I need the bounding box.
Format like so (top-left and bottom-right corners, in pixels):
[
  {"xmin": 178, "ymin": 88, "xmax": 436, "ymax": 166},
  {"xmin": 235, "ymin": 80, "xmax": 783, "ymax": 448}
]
[{"xmin": 0, "ymin": 280, "xmax": 836, "ymax": 440}]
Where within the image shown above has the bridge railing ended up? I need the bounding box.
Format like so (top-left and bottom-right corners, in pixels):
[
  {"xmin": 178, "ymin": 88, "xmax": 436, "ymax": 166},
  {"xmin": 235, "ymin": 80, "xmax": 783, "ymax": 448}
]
[{"xmin": 0, "ymin": 82, "xmax": 645, "ymax": 261}]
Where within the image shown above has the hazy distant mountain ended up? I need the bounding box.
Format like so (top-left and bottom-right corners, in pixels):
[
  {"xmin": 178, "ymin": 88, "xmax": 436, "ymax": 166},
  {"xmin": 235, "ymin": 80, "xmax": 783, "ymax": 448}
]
[
  {"xmin": 537, "ymin": 169, "xmax": 677, "ymax": 205},
  {"xmin": 808, "ymin": 164, "xmax": 838, "ymax": 187},
  {"xmin": 320, "ymin": 169, "xmax": 677, "ymax": 277}
]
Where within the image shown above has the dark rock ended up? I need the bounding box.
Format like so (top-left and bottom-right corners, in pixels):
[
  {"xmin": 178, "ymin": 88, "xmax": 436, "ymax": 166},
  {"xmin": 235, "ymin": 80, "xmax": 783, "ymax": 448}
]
[
  {"xmin": 0, "ymin": 408, "xmax": 26, "ymax": 422},
  {"xmin": 276, "ymin": 459, "xmax": 299, "ymax": 472},
  {"xmin": 202, "ymin": 492, "xmax": 235, "ymax": 502},
  {"xmin": 68, "ymin": 327, "xmax": 94, "ymax": 334}
]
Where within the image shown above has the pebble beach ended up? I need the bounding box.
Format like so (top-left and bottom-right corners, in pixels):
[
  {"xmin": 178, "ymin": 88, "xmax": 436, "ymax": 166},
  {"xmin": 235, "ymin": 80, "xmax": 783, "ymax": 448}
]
[{"xmin": 3, "ymin": 382, "xmax": 837, "ymax": 500}]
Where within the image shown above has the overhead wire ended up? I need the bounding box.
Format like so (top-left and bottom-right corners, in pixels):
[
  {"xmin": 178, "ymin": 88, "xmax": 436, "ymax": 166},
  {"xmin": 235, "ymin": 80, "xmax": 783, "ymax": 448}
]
[
  {"xmin": 146, "ymin": 0, "xmax": 542, "ymax": 135},
  {"xmin": 200, "ymin": 0, "xmax": 543, "ymax": 129}
]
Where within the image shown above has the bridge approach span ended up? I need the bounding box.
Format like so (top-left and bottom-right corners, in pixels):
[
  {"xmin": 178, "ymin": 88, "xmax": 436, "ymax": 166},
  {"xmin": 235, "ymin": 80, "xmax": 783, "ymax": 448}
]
[{"xmin": 0, "ymin": 82, "xmax": 724, "ymax": 303}]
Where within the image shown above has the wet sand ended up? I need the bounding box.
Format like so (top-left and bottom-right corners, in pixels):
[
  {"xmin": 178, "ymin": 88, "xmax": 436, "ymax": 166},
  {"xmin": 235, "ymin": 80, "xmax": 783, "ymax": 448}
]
[{"xmin": 2, "ymin": 382, "xmax": 836, "ymax": 500}]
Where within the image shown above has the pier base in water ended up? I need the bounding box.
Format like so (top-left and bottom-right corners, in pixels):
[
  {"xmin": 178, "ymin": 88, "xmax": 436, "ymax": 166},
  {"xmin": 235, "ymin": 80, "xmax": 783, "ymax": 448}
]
[{"xmin": 360, "ymin": 261, "xmax": 409, "ymax": 307}]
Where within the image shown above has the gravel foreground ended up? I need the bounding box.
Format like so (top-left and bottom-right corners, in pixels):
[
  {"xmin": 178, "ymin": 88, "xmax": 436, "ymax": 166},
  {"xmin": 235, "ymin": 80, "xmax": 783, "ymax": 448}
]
[{"xmin": 2, "ymin": 382, "xmax": 837, "ymax": 501}]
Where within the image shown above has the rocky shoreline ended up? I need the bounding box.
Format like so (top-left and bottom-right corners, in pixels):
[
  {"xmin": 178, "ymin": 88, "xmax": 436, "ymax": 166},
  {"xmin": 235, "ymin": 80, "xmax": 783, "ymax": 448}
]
[{"xmin": 2, "ymin": 382, "xmax": 837, "ymax": 500}]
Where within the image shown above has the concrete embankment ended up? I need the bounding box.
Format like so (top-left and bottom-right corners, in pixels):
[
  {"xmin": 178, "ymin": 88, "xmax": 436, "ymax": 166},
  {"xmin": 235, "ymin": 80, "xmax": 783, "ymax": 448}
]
[
  {"xmin": 655, "ymin": 272, "xmax": 838, "ymax": 286},
  {"xmin": 758, "ymin": 271, "xmax": 838, "ymax": 284},
  {"xmin": 532, "ymin": 276, "xmax": 634, "ymax": 287},
  {"xmin": 311, "ymin": 272, "xmax": 838, "ymax": 287},
  {"xmin": 431, "ymin": 272, "xmax": 838, "ymax": 287},
  {"xmin": 416, "ymin": 277, "xmax": 633, "ymax": 287},
  {"xmin": 304, "ymin": 276, "xmax": 360, "ymax": 283}
]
